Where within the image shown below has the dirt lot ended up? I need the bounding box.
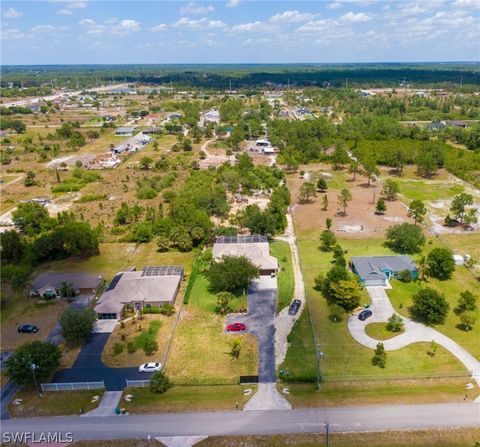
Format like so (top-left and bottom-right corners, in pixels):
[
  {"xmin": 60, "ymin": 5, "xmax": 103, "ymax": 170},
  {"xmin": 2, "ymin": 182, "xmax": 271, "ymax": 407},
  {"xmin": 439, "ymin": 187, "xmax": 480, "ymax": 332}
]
[{"xmin": 288, "ymin": 163, "xmax": 410, "ymax": 240}]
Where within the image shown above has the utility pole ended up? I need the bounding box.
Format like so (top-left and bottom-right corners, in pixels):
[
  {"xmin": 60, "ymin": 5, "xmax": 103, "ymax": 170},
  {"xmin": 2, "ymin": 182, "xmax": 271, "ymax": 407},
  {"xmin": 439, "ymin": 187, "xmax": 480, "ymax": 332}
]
[
  {"xmin": 29, "ymin": 357, "xmax": 42, "ymax": 398},
  {"xmin": 372, "ymin": 186, "xmax": 376, "ymax": 205},
  {"xmin": 324, "ymin": 421, "xmax": 330, "ymax": 447}
]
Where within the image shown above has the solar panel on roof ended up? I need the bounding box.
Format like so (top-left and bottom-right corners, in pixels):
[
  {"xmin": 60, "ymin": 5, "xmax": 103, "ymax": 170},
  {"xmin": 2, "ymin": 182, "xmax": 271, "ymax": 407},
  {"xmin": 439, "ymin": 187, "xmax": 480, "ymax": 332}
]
[
  {"xmin": 216, "ymin": 235, "xmax": 267, "ymax": 244},
  {"xmin": 141, "ymin": 266, "xmax": 184, "ymax": 277},
  {"xmin": 105, "ymin": 273, "xmax": 123, "ymax": 291}
]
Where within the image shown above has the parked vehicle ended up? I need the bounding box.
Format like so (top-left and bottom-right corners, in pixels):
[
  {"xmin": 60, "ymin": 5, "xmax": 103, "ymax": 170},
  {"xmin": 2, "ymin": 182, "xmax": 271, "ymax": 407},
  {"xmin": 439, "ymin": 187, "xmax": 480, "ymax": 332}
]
[
  {"xmin": 226, "ymin": 323, "xmax": 246, "ymax": 332},
  {"xmin": 288, "ymin": 299, "xmax": 302, "ymax": 316},
  {"xmin": 358, "ymin": 309, "xmax": 373, "ymax": 321},
  {"xmin": 139, "ymin": 362, "xmax": 162, "ymax": 373},
  {"xmin": 17, "ymin": 324, "xmax": 39, "ymax": 333}
]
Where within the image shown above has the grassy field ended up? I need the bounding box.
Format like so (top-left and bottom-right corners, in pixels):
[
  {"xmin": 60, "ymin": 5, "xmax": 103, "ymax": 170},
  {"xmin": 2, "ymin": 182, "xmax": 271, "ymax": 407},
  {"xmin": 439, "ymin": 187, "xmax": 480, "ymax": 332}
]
[
  {"xmin": 121, "ymin": 385, "xmax": 257, "ymax": 413},
  {"xmin": 440, "ymin": 233, "xmax": 480, "ymax": 267},
  {"xmin": 281, "ymin": 237, "xmax": 474, "ymax": 382},
  {"xmin": 35, "ymin": 241, "xmax": 195, "ymax": 281},
  {"xmin": 396, "ymin": 179, "xmax": 464, "ymax": 202},
  {"xmin": 165, "ymin": 273, "xmax": 257, "ymax": 384},
  {"xmin": 365, "ymin": 322, "xmax": 404, "ymax": 340},
  {"xmin": 270, "ymin": 241, "xmax": 294, "ymax": 311},
  {"xmin": 8, "ymin": 390, "xmax": 104, "ymax": 417},
  {"xmin": 388, "ymin": 274, "xmax": 480, "ymax": 359},
  {"xmin": 281, "ymin": 377, "xmax": 477, "ymax": 407}
]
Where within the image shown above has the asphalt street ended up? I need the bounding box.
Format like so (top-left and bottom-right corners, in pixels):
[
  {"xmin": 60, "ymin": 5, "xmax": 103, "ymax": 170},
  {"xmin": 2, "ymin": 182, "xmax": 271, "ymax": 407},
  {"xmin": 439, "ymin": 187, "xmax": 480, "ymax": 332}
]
[
  {"xmin": 52, "ymin": 333, "xmax": 150, "ymax": 391},
  {"xmin": 1, "ymin": 403, "xmax": 478, "ymax": 442},
  {"xmin": 227, "ymin": 277, "xmax": 277, "ymax": 383}
]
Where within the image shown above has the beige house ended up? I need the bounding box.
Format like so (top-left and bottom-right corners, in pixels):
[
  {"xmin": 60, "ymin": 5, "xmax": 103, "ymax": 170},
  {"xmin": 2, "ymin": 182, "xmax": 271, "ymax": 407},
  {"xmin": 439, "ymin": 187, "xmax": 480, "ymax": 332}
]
[
  {"xmin": 95, "ymin": 266, "xmax": 184, "ymax": 320},
  {"xmin": 212, "ymin": 235, "xmax": 278, "ymax": 276}
]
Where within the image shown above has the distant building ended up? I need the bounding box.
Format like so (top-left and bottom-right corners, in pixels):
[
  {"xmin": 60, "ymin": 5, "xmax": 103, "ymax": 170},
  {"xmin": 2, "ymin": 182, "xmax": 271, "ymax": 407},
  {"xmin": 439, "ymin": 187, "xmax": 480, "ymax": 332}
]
[
  {"xmin": 427, "ymin": 121, "xmax": 446, "ymax": 131},
  {"xmin": 351, "ymin": 256, "xmax": 418, "ymax": 287},
  {"xmin": 446, "ymin": 120, "xmax": 468, "ymax": 128},
  {"xmin": 115, "ymin": 126, "xmax": 136, "ymax": 136},
  {"xmin": 95, "ymin": 266, "xmax": 184, "ymax": 320},
  {"xmin": 203, "ymin": 109, "xmax": 221, "ymax": 123}
]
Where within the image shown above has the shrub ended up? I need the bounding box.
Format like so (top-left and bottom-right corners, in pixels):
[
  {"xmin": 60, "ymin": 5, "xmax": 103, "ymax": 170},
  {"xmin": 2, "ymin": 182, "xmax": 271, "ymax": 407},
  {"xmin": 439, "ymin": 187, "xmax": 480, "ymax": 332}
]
[
  {"xmin": 371, "ymin": 342, "xmax": 387, "ymax": 368},
  {"xmin": 143, "ymin": 340, "xmax": 158, "ymax": 356},
  {"xmin": 112, "ymin": 342, "xmax": 125, "ymax": 355},
  {"xmin": 126, "ymin": 342, "xmax": 137, "ymax": 354},
  {"xmin": 398, "ymin": 269, "xmax": 413, "ymax": 283},
  {"xmin": 150, "ymin": 371, "xmax": 171, "ymax": 394},
  {"xmin": 386, "ymin": 314, "xmax": 404, "ymax": 332}
]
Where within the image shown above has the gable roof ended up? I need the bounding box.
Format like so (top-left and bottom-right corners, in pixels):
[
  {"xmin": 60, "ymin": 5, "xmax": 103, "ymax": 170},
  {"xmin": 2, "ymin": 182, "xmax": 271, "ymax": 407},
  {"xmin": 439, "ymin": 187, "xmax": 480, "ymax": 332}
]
[
  {"xmin": 351, "ymin": 256, "xmax": 417, "ymax": 281},
  {"xmin": 31, "ymin": 272, "xmax": 103, "ymax": 291}
]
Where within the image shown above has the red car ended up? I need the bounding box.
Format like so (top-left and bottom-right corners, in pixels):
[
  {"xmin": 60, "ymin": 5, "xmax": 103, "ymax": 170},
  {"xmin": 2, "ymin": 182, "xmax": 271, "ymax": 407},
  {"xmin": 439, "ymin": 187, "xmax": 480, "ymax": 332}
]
[{"xmin": 226, "ymin": 323, "xmax": 246, "ymax": 332}]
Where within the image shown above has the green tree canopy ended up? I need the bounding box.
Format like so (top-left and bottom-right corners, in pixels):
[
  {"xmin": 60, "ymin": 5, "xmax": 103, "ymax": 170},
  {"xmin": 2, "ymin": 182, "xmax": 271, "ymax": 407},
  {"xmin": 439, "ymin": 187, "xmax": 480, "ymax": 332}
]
[
  {"xmin": 426, "ymin": 248, "xmax": 455, "ymax": 280},
  {"xmin": 60, "ymin": 307, "xmax": 97, "ymax": 347},
  {"xmin": 385, "ymin": 223, "xmax": 425, "ymax": 254},
  {"xmin": 410, "ymin": 287, "xmax": 449, "ymax": 325},
  {"xmin": 207, "ymin": 255, "xmax": 259, "ymax": 293}
]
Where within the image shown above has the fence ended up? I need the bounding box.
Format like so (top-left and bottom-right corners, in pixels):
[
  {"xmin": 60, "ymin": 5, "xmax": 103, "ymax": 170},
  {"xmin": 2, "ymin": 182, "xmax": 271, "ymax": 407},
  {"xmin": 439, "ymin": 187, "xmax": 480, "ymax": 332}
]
[
  {"xmin": 126, "ymin": 379, "xmax": 151, "ymax": 388},
  {"xmin": 41, "ymin": 381, "xmax": 105, "ymax": 392}
]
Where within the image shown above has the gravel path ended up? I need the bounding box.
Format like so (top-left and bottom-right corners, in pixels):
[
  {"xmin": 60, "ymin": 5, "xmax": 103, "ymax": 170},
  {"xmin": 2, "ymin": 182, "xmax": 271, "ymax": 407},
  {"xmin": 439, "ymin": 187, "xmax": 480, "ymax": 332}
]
[
  {"xmin": 348, "ymin": 286, "xmax": 480, "ymax": 387},
  {"xmin": 274, "ymin": 210, "xmax": 307, "ymax": 366}
]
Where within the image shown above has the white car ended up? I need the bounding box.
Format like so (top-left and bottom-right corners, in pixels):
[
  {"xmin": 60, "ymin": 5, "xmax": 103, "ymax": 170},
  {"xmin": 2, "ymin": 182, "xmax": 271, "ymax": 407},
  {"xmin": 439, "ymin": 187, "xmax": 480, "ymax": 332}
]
[{"xmin": 138, "ymin": 362, "xmax": 162, "ymax": 373}]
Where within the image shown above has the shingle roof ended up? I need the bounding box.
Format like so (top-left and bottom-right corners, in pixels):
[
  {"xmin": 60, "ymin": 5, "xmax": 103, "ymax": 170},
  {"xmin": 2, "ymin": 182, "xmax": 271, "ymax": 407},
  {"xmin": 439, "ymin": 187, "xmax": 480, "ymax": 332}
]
[
  {"xmin": 94, "ymin": 266, "xmax": 183, "ymax": 314},
  {"xmin": 212, "ymin": 237, "xmax": 278, "ymax": 271},
  {"xmin": 31, "ymin": 272, "xmax": 103, "ymax": 291},
  {"xmin": 351, "ymin": 256, "xmax": 417, "ymax": 281}
]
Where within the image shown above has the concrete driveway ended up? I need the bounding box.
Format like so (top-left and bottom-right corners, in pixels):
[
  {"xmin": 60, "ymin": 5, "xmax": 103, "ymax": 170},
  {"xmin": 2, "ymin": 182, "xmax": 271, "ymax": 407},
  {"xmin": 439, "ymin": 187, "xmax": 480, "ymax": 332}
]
[
  {"xmin": 52, "ymin": 333, "xmax": 152, "ymax": 391},
  {"xmin": 226, "ymin": 276, "xmax": 277, "ymax": 383},
  {"xmin": 348, "ymin": 286, "xmax": 480, "ymax": 387}
]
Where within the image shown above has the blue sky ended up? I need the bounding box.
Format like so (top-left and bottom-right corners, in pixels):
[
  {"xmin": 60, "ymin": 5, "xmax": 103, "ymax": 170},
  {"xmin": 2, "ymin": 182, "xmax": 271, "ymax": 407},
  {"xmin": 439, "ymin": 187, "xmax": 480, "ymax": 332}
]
[{"xmin": 1, "ymin": 0, "xmax": 479, "ymax": 65}]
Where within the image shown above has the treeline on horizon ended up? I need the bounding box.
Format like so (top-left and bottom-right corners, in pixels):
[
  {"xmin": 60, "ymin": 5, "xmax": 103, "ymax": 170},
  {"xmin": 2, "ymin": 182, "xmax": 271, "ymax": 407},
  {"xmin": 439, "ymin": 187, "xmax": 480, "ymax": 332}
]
[{"xmin": 1, "ymin": 63, "xmax": 479, "ymax": 90}]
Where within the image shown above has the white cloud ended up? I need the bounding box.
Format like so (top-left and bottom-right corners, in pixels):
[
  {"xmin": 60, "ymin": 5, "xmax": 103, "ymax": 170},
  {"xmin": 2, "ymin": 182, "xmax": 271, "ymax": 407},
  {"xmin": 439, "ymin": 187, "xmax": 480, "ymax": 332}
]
[
  {"xmin": 31, "ymin": 24, "xmax": 68, "ymax": 32},
  {"xmin": 150, "ymin": 23, "xmax": 167, "ymax": 32},
  {"xmin": 327, "ymin": 2, "xmax": 343, "ymax": 10},
  {"xmin": 113, "ymin": 19, "xmax": 140, "ymax": 34},
  {"xmin": 295, "ymin": 19, "xmax": 331, "ymax": 33},
  {"xmin": 180, "ymin": 2, "xmax": 214, "ymax": 15},
  {"xmin": 452, "ymin": 0, "xmax": 479, "ymax": 8},
  {"xmin": 339, "ymin": 11, "xmax": 372, "ymax": 22},
  {"xmin": 1, "ymin": 27, "xmax": 30, "ymax": 40},
  {"xmin": 231, "ymin": 21, "xmax": 266, "ymax": 32},
  {"xmin": 53, "ymin": 0, "xmax": 86, "ymax": 15},
  {"xmin": 226, "ymin": 0, "xmax": 240, "ymax": 7},
  {"xmin": 3, "ymin": 7, "xmax": 23, "ymax": 18},
  {"xmin": 269, "ymin": 10, "xmax": 315, "ymax": 23},
  {"xmin": 79, "ymin": 18, "xmax": 105, "ymax": 34},
  {"xmin": 173, "ymin": 17, "xmax": 226, "ymax": 29}
]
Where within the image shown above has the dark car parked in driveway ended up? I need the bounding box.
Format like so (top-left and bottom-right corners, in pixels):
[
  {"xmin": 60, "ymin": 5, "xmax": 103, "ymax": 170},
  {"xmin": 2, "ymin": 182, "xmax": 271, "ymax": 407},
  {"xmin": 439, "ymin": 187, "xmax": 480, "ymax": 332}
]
[
  {"xmin": 288, "ymin": 299, "xmax": 301, "ymax": 316},
  {"xmin": 18, "ymin": 324, "xmax": 39, "ymax": 333},
  {"xmin": 358, "ymin": 309, "xmax": 373, "ymax": 321}
]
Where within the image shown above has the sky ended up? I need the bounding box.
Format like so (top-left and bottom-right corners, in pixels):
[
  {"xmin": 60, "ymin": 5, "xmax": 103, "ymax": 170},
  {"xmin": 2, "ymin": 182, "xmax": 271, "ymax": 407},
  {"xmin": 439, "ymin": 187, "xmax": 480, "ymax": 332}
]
[{"xmin": 1, "ymin": 0, "xmax": 479, "ymax": 65}]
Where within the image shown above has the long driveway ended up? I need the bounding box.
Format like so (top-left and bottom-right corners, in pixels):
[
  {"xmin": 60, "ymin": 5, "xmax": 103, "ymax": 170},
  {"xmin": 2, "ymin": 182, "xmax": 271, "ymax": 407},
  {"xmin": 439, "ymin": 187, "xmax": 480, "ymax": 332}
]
[
  {"xmin": 1, "ymin": 403, "xmax": 478, "ymax": 441},
  {"xmin": 348, "ymin": 286, "xmax": 480, "ymax": 386},
  {"xmin": 52, "ymin": 333, "xmax": 151, "ymax": 391},
  {"xmin": 226, "ymin": 277, "xmax": 277, "ymax": 383}
]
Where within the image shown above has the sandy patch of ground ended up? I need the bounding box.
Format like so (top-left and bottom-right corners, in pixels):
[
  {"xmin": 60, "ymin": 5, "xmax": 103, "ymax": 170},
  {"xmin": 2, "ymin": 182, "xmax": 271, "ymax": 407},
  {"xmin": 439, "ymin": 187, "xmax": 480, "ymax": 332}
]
[{"xmin": 288, "ymin": 164, "xmax": 410, "ymax": 239}]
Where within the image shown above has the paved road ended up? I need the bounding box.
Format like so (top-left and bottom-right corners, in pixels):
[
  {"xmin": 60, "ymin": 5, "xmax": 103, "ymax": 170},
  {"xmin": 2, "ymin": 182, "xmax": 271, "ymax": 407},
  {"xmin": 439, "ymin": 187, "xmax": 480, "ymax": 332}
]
[
  {"xmin": 348, "ymin": 286, "xmax": 480, "ymax": 387},
  {"xmin": 52, "ymin": 333, "xmax": 151, "ymax": 391},
  {"xmin": 1, "ymin": 403, "xmax": 478, "ymax": 441},
  {"xmin": 226, "ymin": 277, "xmax": 277, "ymax": 383}
]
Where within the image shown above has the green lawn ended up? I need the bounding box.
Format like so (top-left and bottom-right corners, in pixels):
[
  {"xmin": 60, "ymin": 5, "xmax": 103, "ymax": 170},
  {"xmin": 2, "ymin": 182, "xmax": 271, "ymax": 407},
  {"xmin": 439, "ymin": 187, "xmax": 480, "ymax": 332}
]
[
  {"xmin": 388, "ymin": 274, "xmax": 480, "ymax": 359},
  {"xmin": 281, "ymin": 237, "xmax": 474, "ymax": 381},
  {"xmin": 166, "ymin": 273, "xmax": 256, "ymax": 384},
  {"xmin": 282, "ymin": 377, "xmax": 477, "ymax": 407},
  {"xmin": 396, "ymin": 179, "xmax": 464, "ymax": 202},
  {"xmin": 35, "ymin": 241, "xmax": 195, "ymax": 281},
  {"xmin": 365, "ymin": 322, "xmax": 404, "ymax": 340},
  {"xmin": 134, "ymin": 320, "xmax": 162, "ymax": 349},
  {"xmin": 121, "ymin": 385, "xmax": 256, "ymax": 413},
  {"xmin": 270, "ymin": 241, "xmax": 294, "ymax": 311},
  {"xmin": 8, "ymin": 390, "xmax": 104, "ymax": 417}
]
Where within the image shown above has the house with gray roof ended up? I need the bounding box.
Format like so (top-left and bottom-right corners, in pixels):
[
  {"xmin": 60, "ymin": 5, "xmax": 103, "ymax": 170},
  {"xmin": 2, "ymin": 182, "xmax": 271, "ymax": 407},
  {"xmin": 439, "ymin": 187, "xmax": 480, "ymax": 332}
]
[
  {"xmin": 31, "ymin": 272, "xmax": 104, "ymax": 298},
  {"xmin": 95, "ymin": 266, "xmax": 184, "ymax": 320},
  {"xmin": 351, "ymin": 256, "xmax": 418, "ymax": 287},
  {"xmin": 212, "ymin": 235, "xmax": 278, "ymax": 276}
]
